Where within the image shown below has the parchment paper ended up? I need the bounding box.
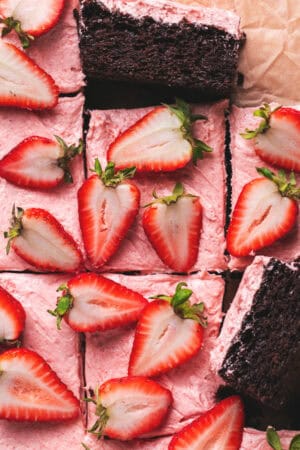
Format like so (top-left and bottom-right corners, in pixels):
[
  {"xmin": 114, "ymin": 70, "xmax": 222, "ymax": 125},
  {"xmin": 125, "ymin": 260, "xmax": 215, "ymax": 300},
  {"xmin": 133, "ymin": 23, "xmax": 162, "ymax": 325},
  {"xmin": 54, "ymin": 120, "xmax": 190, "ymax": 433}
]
[{"xmin": 179, "ymin": 0, "xmax": 300, "ymax": 107}]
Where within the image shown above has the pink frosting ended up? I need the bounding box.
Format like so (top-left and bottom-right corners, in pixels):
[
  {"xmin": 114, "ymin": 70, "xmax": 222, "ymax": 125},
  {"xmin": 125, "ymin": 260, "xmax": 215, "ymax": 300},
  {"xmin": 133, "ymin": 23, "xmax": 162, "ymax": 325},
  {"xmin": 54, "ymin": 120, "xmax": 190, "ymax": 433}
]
[
  {"xmin": 85, "ymin": 272, "xmax": 224, "ymax": 439},
  {"xmin": 0, "ymin": 94, "xmax": 85, "ymax": 272},
  {"xmin": 2, "ymin": 1, "xmax": 84, "ymax": 93},
  {"xmin": 91, "ymin": 0, "xmax": 241, "ymax": 37},
  {"xmin": 83, "ymin": 434, "xmax": 172, "ymax": 449},
  {"xmin": 0, "ymin": 272, "xmax": 85, "ymax": 448},
  {"xmin": 241, "ymin": 428, "xmax": 298, "ymax": 450},
  {"xmin": 229, "ymin": 105, "xmax": 300, "ymax": 270},
  {"xmin": 86, "ymin": 101, "xmax": 228, "ymax": 273},
  {"xmin": 211, "ymin": 256, "xmax": 268, "ymax": 373}
]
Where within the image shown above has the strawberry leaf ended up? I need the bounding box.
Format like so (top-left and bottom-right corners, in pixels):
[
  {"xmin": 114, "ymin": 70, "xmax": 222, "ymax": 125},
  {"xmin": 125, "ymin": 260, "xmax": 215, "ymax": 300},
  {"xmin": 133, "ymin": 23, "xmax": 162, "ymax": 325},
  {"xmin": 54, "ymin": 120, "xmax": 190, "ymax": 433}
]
[
  {"xmin": 55, "ymin": 136, "xmax": 83, "ymax": 184},
  {"xmin": 0, "ymin": 16, "xmax": 34, "ymax": 49},
  {"xmin": 266, "ymin": 427, "xmax": 283, "ymax": 450},
  {"xmin": 144, "ymin": 182, "xmax": 197, "ymax": 207},
  {"xmin": 4, "ymin": 205, "xmax": 24, "ymax": 254},
  {"xmin": 257, "ymin": 167, "xmax": 300, "ymax": 200},
  {"xmin": 48, "ymin": 285, "xmax": 74, "ymax": 330},
  {"xmin": 290, "ymin": 435, "xmax": 300, "ymax": 450},
  {"xmin": 92, "ymin": 159, "xmax": 136, "ymax": 187},
  {"xmin": 81, "ymin": 444, "xmax": 91, "ymax": 450},
  {"xmin": 240, "ymin": 104, "xmax": 279, "ymax": 139}
]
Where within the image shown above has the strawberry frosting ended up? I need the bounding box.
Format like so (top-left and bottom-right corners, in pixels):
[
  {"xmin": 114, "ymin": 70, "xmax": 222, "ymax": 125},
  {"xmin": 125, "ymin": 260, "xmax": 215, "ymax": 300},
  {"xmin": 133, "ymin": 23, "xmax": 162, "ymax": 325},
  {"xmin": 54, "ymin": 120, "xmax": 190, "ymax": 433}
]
[
  {"xmin": 86, "ymin": 101, "xmax": 228, "ymax": 273},
  {"xmin": 84, "ymin": 272, "xmax": 224, "ymax": 440},
  {"xmin": 0, "ymin": 94, "xmax": 85, "ymax": 272},
  {"xmin": 82, "ymin": 435, "xmax": 172, "ymax": 449},
  {"xmin": 229, "ymin": 105, "xmax": 300, "ymax": 270},
  {"xmin": 1, "ymin": 1, "xmax": 84, "ymax": 93},
  {"xmin": 0, "ymin": 272, "xmax": 85, "ymax": 449},
  {"xmin": 241, "ymin": 428, "xmax": 298, "ymax": 450}
]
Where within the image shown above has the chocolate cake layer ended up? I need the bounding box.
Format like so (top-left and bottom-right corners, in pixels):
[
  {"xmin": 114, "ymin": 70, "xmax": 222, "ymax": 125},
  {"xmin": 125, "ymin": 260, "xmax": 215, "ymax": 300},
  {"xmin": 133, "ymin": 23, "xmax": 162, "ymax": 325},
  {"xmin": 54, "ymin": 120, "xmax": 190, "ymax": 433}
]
[
  {"xmin": 79, "ymin": 1, "xmax": 244, "ymax": 101},
  {"xmin": 219, "ymin": 258, "xmax": 300, "ymax": 410}
]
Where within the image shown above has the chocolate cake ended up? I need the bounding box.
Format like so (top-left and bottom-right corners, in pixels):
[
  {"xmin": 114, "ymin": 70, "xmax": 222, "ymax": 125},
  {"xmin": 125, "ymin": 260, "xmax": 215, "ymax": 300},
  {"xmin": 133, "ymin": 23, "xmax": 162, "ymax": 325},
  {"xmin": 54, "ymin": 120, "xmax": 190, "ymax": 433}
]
[
  {"xmin": 79, "ymin": 0, "xmax": 244, "ymax": 101},
  {"xmin": 212, "ymin": 256, "xmax": 300, "ymax": 410}
]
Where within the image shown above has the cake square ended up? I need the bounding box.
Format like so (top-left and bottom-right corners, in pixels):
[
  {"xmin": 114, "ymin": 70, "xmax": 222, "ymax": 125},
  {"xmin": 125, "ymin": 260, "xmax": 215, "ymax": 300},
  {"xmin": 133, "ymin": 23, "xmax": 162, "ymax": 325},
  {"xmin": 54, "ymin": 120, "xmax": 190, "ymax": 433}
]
[
  {"xmin": 84, "ymin": 272, "xmax": 224, "ymax": 439},
  {"xmin": 0, "ymin": 272, "xmax": 85, "ymax": 449},
  {"xmin": 1, "ymin": 0, "xmax": 84, "ymax": 93},
  {"xmin": 229, "ymin": 105, "xmax": 300, "ymax": 270},
  {"xmin": 0, "ymin": 94, "xmax": 85, "ymax": 272},
  {"xmin": 86, "ymin": 100, "xmax": 228, "ymax": 273},
  {"xmin": 79, "ymin": 0, "xmax": 243, "ymax": 100}
]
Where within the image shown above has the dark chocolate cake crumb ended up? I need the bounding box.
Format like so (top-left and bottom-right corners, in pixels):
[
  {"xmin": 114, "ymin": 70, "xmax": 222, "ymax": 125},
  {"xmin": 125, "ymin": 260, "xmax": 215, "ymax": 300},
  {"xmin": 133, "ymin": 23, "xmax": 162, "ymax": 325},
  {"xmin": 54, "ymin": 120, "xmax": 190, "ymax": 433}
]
[
  {"xmin": 79, "ymin": 1, "xmax": 244, "ymax": 101},
  {"xmin": 219, "ymin": 258, "xmax": 300, "ymax": 410}
]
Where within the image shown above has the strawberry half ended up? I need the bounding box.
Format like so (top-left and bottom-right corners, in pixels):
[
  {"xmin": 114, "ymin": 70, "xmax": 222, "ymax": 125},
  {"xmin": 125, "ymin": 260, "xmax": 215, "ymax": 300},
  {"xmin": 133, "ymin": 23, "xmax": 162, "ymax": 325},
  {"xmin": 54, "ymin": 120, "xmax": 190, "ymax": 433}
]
[
  {"xmin": 4, "ymin": 206, "xmax": 82, "ymax": 272},
  {"xmin": 0, "ymin": 348, "xmax": 79, "ymax": 421},
  {"xmin": 142, "ymin": 183, "xmax": 202, "ymax": 272},
  {"xmin": 128, "ymin": 282, "xmax": 207, "ymax": 377},
  {"xmin": 0, "ymin": 41, "xmax": 58, "ymax": 109},
  {"xmin": 88, "ymin": 376, "xmax": 172, "ymax": 441},
  {"xmin": 0, "ymin": 136, "xmax": 83, "ymax": 190},
  {"xmin": 227, "ymin": 168, "xmax": 300, "ymax": 257},
  {"xmin": 241, "ymin": 104, "xmax": 300, "ymax": 172},
  {"xmin": 0, "ymin": 0, "xmax": 65, "ymax": 49},
  {"xmin": 78, "ymin": 160, "xmax": 140, "ymax": 269},
  {"xmin": 48, "ymin": 272, "xmax": 147, "ymax": 332},
  {"xmin": 107, "ymin": 99, "xmax": 212, "ymax": 172},
  {"xmin": 168, "ymin": 396, "xmax": 244, "ymax": 450},
  {"xmin": 0, "ymin": 285, "xmax": 25, "ymax": 345}
]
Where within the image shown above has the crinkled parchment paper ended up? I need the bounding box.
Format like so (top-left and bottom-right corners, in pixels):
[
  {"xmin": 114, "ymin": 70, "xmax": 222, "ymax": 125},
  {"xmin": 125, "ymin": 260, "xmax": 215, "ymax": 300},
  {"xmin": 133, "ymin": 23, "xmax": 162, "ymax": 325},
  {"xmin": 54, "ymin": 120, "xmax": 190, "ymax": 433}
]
[{"xmin": 179, "ymin": 0, "xmax": 300, "ymax": 106}]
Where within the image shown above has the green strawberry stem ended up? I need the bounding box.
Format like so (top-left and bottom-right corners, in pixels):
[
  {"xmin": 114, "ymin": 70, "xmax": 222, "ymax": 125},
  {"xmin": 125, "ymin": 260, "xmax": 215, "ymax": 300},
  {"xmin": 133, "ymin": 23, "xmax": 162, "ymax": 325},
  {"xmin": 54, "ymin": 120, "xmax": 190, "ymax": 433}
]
[
  {"xmin": 3, "ymin": 205, "xmax": 23, "ymax": 255},
  {"xmin": 151, "ymin": 282, "xmax": 207, "ymax": 327},
  {"xmin": 167, "ymin": 98, "xmax": 213, "ymax": 162},
  {"xmin": 86, "ymin": 390, "xmax": 109, "ymax": 439},
  {"xmin": 240, "ymin": 103, "xmax": 281, "ymax": 139},
  {"xmin": 47, "ymin": 284, "xmax": 74, "ymax": 330},
  {"xmin": 0, "ymin": 17, "xmax": 34, "ymax": 49},
  {"xmin": 55, "ymin": 136, "xmax": 83, "ymax": 184},
  {"xmin": 266, "ymin": 426, "xmax": 300, "ymax": 450},
  {"xmin": 257, "ymin": 168, "xmax": 300, "ymax": 200},
  {"xmin": 92, "ymin": 159, "xmax": 136, "ymax": 187},
  {"xmin": 145, "ymin": 182, "xmax": 197, "ymax": 207}
]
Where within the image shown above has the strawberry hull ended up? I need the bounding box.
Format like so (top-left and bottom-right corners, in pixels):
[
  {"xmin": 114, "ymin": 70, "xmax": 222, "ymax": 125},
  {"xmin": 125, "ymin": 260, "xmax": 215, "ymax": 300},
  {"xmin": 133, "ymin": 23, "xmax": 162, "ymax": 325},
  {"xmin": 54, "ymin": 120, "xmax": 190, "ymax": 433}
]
[
  {"xmin": 86, "ymin": 101, "xmax": 228, "ymax": 273},
  {"xmin": 0, "ymin": 95, "xmax": 84, "ymax": 272}
]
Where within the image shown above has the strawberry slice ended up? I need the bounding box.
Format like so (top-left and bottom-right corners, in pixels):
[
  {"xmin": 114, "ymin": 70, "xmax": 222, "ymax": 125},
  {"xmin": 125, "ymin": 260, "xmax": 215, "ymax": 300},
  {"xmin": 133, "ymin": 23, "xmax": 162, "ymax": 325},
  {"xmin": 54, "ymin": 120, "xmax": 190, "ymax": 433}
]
[
  {"xmin": 128, "ymin": 282, "xmax": 207, "ymax": 377},
  {"xmin": 107, "ymin": 99, "xmax": 212, "ymax": 172},
  {"xmin": 241, "ymin": 104, "xmax": 300, "ymax": 172},
  {"xmin": 0, "ymin": 348, "xmax": 79, "ymax": 421},
  {"xmin": 0, "ymin": 41, "xmax": 58, "ymax": 109},
  {"xmin": 4, "ymin": 206, "xmax": 82, "ymax": 272},
  {"xmin": 227, "ymin": 168, "xmax": 300, "ymax": 257},
  {"xmin": 0, "ymin": 285, "xmax": 25, "ymax": 345},
  {"xmin": 0, "ymin": 135, "xmax": 83, "ymax": 190},
  {"xmin": 48, "ymin": 272, "xmax": 147, "ymax": 332},
  {"xmin": 168, "ymin": 396, "xmax": 244, "ymax": 450},
  {"xmin": 142, "ymin": 183, "xmax": 202, "ymax": 272},
  {"xmin": 78, "ymin": 160, "xmax": 140, "ymax": 269},
  {"xmin": 0, "ymin": 0, "xmax": 65, "ymax": 48},
  {"xmin": 88, "ymin": 376, "xmax": 172, "ymax": 441}
]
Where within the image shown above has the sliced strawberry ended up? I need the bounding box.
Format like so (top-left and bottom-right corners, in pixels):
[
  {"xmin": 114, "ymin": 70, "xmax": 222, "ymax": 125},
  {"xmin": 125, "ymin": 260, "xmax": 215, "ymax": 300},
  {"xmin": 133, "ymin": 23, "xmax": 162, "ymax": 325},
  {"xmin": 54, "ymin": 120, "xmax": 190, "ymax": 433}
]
[
  {"xmin": 142, "ymin": 183, "xmax": 202, "ymax": 272},
  {"xmin": 0, "ymin": 285, "xmax": 25, "ymax": 345},
  {"xmin": 0, "ymin": 136, "xmax": 83, "ymax": 190},
  {"xmin": 0, "ymin": 41, "xmax": 58, "ymax": 109},
  {"xmin": 107, "ymin": 99, "xmax": 212, "ymax": 172},
  {"xmin": 0, "ymin": 348, "xmax": 79, "ymax": 421},
  {"xmin": 242, "ymin": 104, "xmax": 300, "ymax": 172},
  {"xmin": 4, "ymin": 206, "xmax": 82, "ymax": 272},
  {"xmin": 88, "ymin": 376, "xmax": 172, "ymax": 441},
  {"xmin": 48, "ymin": 272, "xmax": 148, "ymax": 332},
  {"xmin": 0, "ymin": 0, "xmax": 65, "ymax": 48},
  {"xmin": 227, "ymin": 168, "xmax": 300, "ymax": 257},
  {"xmin": 78, "ymin": 160, "xmax": 140, "ymax": 269},
  {"xmin": 168, "ymin": 396, "xmax": 244, "ymax": 450},
  {"xmin": 129, "ymin": 282, "xmax": 207, "ymax": 377}
]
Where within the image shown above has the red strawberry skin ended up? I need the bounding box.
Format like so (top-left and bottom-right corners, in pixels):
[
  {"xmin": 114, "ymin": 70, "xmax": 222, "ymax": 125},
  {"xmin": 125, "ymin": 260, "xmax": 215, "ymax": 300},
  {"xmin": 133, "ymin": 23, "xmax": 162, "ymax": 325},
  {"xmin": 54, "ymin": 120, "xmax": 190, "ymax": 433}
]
[
  {"xmin": 63, "ymin": 272, "xmax": 148, "ymax": 332},
  {"xmin": 0, "ymin": 348, "xmax": 80, "ymax": 421},
  {"xmin": 128, "ymin": 300, "xmax": 203, "ymax": 377},
  {"xmin": 227, "ymin": 178, "xmax": 298, "ymax": 257},
  {"xmin": 98, "ymin": 376, "xmax": 173, "ymax": 440},
  {"xmin": 0, "ymin": 285, "xmax": 26, "ymax": 342},
  {"xmin": 10, "ymin": 208, "xmax": 83, "ymax": 272},
  {"xmin": 255, "ymin": 107, "xmax": 300, "ymax": 172},
  {"xmin": 0, "ymin": 41, "xmax": 58, "ymax": 110},
  {"xmin": 168, "ymin": 396, "xmax": 244, "ymax": 450},
  {"xmin": 78, "ymin": 175, "xmax": 140, "ymax": 269},
  {"xmin": 143, "ymin": 197, "xmax": 202, "ymax": 272}
]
